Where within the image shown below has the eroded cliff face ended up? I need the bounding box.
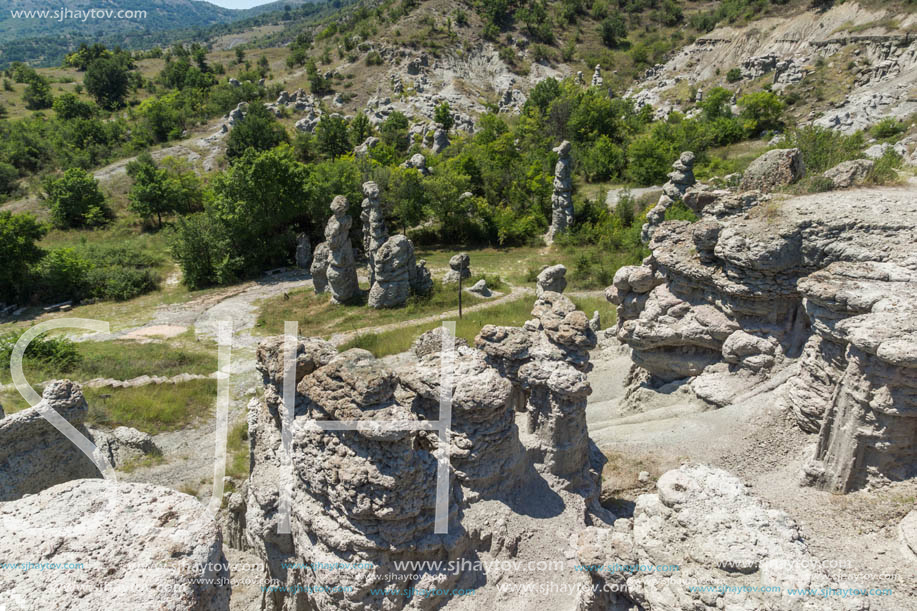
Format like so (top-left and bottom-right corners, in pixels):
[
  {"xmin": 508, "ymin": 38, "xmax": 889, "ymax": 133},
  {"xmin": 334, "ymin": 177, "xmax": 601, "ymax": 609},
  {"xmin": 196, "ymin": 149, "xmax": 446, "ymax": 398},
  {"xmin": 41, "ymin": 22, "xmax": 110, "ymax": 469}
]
[
  {"xmin": 609, "ymin": 186, "xmax": 917, "ymax": 492},
  {"xmin": 240, "ymin": 293, "xmax": 607, "ymax": 611}
]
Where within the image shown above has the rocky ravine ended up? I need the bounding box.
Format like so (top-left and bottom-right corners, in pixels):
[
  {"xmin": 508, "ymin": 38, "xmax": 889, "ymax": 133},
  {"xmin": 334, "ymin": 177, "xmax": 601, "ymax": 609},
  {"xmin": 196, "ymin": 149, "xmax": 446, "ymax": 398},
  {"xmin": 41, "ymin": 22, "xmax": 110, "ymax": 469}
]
[{"xmin": 608, "ymin": 181, "xmax": 917, "ymax": 494}]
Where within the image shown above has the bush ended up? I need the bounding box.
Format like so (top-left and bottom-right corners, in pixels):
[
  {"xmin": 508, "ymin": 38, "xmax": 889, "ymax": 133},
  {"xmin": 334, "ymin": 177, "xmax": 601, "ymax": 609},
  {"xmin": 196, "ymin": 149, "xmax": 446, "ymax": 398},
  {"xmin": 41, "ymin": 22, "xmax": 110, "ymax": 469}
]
[
  {"xmin": 0, "ymin": 330, "xmax": 80, "ymax": 373},
  {"xmin": 864, "ymin": 148, "xmax": 903, "ymax": 185},
  {"xmin": 43, "ymin": 168, "xmax": 109, "ymax": 228},
  {"xmin": 784, "ymin": 126, "xmax": 864, "ymax": 174},
  {"xmin": 599, "ymin": 15, "xmax": 627, "ymax": 48},
  {"xmin": 581, "ymin": 136, "xmax": 626, "ymax": 182},
  {"xmin": 34, "ymin": 248, "xmax": 93, "ymax": 302},
  {"xmin": 869, "ymin": 118, "xmax": 906, "ymax": 141},
  {"xmin": 0, "ymin": 162, "xmax": 19, "ymax": 196},
  {"xmin": 127, "ymin": 153, "xmax": 203, "ymax": 228},
  {"xmin": 23, "ymin": 76, "xmax": 53, "ymax": 110},
  {"xmin": 53, "ymin": 93, "xmax": 94, "ymax": 120},
  {"xmin": 737, "ymin": 91, "xmax": 784, "ymax": 135},
  {"xmin": 726, "ymin": 68, "xmax": 742, "ymax": 83},
  {"xmin": 84, "ymin": 57, "xmax": 129, "ymax": 109}
]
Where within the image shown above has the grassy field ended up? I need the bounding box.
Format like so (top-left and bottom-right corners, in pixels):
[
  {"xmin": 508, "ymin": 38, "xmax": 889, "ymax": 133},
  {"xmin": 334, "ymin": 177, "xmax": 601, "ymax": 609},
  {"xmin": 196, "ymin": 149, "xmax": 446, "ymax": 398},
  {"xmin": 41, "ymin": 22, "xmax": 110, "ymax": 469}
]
[
  {"xmin": 254, "ymin": 278, "xmax": 493, "ymax": 337},
  {"xmin": 0, "ymin": 377, "xmax": 216, "ymax": 434},
  {"xmin": 341, "ymin": 294, "xmax": 616, "ymax": 358},
  {"xmin": 0, "ymin": 338, "xmax": 217, "ymax": 386}
]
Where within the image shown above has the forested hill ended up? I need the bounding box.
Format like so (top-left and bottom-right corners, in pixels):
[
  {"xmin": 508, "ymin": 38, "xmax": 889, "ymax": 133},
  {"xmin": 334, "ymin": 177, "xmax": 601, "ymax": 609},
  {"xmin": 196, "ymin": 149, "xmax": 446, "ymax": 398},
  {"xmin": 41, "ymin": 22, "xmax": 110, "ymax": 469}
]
[{"xmin": 0, "ymin": 0, "xmax": 316, "ymax": 67}]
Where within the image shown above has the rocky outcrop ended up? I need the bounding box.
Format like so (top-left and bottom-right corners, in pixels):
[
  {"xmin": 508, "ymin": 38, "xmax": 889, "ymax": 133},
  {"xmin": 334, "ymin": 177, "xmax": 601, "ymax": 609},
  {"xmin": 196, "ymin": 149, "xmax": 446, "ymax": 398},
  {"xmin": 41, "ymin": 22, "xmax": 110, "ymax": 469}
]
[
  {"xmin": 240, "ymin": 294, "xmax": 604, "ymax": 610},
  {"xmin": 324, "ymin": 195, "xmax": 359, "ymax": 304},
  {"xmin": 309, "ymin": 242, "xmax": 330, "ymax": 294},
  {"xmin": 547, "ymin": 141, "xmax": 574, "ymax": 242},
  {"xmin": 411, "ymin": 327, "xmax": 469, "ymax": 358},
  {"xmin": 360, "ymin": 181, "xmax": 387, "ymax": 287},
  {"xmin": 0, "ymin": 479, "xmax": 231, "ymax": 610},
  {"xmin": 0, "ymin": 380, "xmax": 100, "ymax": 502},
  {"xmin": 609, "ymin": 185, "xmax": 917, "ymax": 492},
  {"xmin": 431, "ymin": 128, "xmax": 450, "ymax": 154},
  {"xmin": 590, "ymin": 64, "xmax": 603, "ymax": 87},
  {"xmin": 536, "ymin": 264, "xmax": 567, "ymax": 296},
  {"xmin": 577, "ymin": 465, "xmax": 867, "ymax": 611},
  {"xmin": 641, "ymin": 151, "xmax": 696, "ymax": 243},
  {"xmin": 738, "ymin": 148, "xmax": 804, "ymax": 192},
  {"xmin": 368, "ymin": 234, "xmax": 423, "ymax": 308},
  {"xmin": 294, "ymin": 232, "xmax": 311, "ymax": 269},
  {"xmin": 468, "ymin": 278, "xmax": 490, "ymax": 296},
  {"xmin": 443, "ymin": 252, "xmax": 471, "ymax": 284},
  {"xmin": 476, "ymin": 292, "xmax": 598, "ymax": 481},
  {"xmin": 822, "ymin": 158, "xmax": 873, "ymax": 189},
  {"xmin": 88, "ymin": 425, "xmax": 159, "ymax": 470},
  {"xmin": 400, "ymin": 153, "xmax": 429, "ymax": 175}
]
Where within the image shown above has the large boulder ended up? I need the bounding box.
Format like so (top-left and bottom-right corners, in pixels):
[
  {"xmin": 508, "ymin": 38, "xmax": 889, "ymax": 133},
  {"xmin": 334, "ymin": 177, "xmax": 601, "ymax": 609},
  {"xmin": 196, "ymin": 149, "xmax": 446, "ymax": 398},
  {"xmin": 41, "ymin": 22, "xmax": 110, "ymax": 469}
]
[
  {"xmin": 577, "ymin": 465, "xmax": 867, "ymax": 611},
  {"xmin": 536, "ymin": 264, "xmax": 567, "ymax": 296},
  {"xmin": 739, "ymin": 148, "xmax": 805, "ymax": 192},
  {"xmin": 0, "ymin": 479, "xmax": 231, "ymax": 610},
  {"xmin": 822, "ymin": 158, "xmax": 874, "ymax": 189},
  {"xmin": 368, "ymin": 235, "xmax": 415, "ymax": 308},
  {"xmin": 88, "ymin": 425, "xmax": 159, "ymax": 470},
  {"xmin": 0, "ymin": 380, "xmax": 100, "ymax": 502},
  {"xmin": 443, "ymin": 252, "xmax": 471, "ymax": 284}
]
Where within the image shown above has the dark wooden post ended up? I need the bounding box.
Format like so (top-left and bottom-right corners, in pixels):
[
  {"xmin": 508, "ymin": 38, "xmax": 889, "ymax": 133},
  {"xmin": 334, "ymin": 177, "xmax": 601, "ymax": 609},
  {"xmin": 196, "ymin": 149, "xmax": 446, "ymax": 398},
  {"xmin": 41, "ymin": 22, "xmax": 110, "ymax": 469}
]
[{"xmin": 458, "ymin": 273, "xmax": 463, "ymax": 319}]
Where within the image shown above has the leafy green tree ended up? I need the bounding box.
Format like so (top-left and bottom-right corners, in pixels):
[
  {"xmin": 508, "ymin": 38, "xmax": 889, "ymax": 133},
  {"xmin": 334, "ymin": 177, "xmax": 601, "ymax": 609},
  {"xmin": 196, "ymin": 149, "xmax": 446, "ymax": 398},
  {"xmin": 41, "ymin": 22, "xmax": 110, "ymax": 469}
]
[
  {"xmin": 737, "ymin": 91, "xmax": 784, "ymax": 134},
  {"xmin": 525, "ymin": 77, "xmax": 561, "ymax": 115},
  {"xmin": 23, "ymin": 76, "xmax": 53, "ymax": 110},
  {"xmin": 380, "ymin": 111, "xmax": 410, "ymax": 152},
  {"xmin": 315, "ymin": 116, "xmax": 350, "ymax": 159},
  {"xmin": 599, "ymin": 15, "xmax": 627, "ymax": 48},
  {"xmin": 698, "ymin": 86, "xmax": 733, "ymax": 120},
  {"xmin": 43, "ymin": 168, "xmax": 109, "ymax": 228},
  {"xmin": 207, "ymin": 145, "xmax": 310, "ymax": 275},
  {"xmin": 33, "ymin": 248, "xmax": 93, "ymax": 302},
  {"xmin": 581, "ymin": 136, "xmax": 626, "ymax": 182},
  {"xmin": 626, "ymin": 135, "xmax": 672, "ymax": 186},
  {"xmin": 225, "ymin": 102, "xmax": 289, "ymax": 161},
  {"xmin": 434, "ymin": 102, "xmax": 454, "ymax": 131},
  {"xmin": 84, "ymin": 57, "xmax": 129, "ymax": 109},
  {"xmin": 0, "ymin": 211, "xmax": 46, "ymax": 301},
  {"xmin": 349, "ymin": 112, "xmax": 372, "ymax": 146},
  {"xmin": 169, "ymin": 213, "xmax": 235, "ymax": 289},
  {"xmin": 306, "ymin": 59, "xmax": 330, "ymax": 95},
  {"xmin": 126, "ymin": 153, "xmax": 203, "ymax": 229}
]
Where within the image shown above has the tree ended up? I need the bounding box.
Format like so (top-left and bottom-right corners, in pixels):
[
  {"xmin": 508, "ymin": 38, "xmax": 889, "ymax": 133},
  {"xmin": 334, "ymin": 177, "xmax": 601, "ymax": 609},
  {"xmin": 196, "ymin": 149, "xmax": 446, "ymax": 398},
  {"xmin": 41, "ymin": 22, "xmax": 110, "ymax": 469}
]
[
  {"xmin": 0, "ymin": 211, "xmax": 46, "ymax": 301},
  {"xmin": 698, "ymin": 86, "xmax": 733, "ymax": 121},
  {"xmin": 434, "ymin": 102, "xmax": 454, "ymax": 131},
  {"xmin": 380, "ymin": 111, "xmax": 410, "ymax": 152},
  {"xmin": 306, "ymin": 59, "xmax": 330, "ymax": 95},
  {"xmin": 349, "ymin": 112, "xmax": 372, "ymax": 146},
  {"xmin": 84, "ymin": 57, "xmax": 129, "ymax": 109},
  {"xmin": 127, "ymin": 153, "xmax": 202, "ymax": 229},
  {"xmin": 23, "ymin": 76, "xmax": 53, "ymax": 110},
  {"xmin": 315, "ymin": 116, "xmax": 350, "ymax": 159},
  {"xmin": 0, "ymin": 162, "xmax": 19, "ymax": 196},
  {"xmin": 738, "ymin": 91, "xmax": 784, "ymax": 134},
  {"xmin": 225, "ymin": 102, "xmax": 289, "ymax": 161},
  {"xmin": 43, "ymin": 168, "xmax": 109, "ymax": 228},
  {"xmin": 599, "ymin": 16, "xmax": 627, "ymax": 48},
  {"xmin": 235, "ymin": 47, "xmax": 245, "ymax": 64}
]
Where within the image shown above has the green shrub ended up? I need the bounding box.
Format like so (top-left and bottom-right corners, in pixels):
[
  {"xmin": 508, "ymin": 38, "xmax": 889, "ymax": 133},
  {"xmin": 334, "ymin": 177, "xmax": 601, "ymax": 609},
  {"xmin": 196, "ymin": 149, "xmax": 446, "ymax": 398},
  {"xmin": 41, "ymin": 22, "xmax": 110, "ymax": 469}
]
[
  {"xmin": 225, "ymin": 102, "xmax": 289, "ymax": 161},
  {"xmin": 663, "ymin": 200, "xmax": 698, "ymax": 222},
  {"xmin": 34, "ymin": 248, "xmax": 93, "ymax": 302},
  {"xmin": 0, "ymin": 330, "xmax": 80, "ymax": 373},
  {"xmin": 43, "ymin": 168, "xmax": 110, "ymax": 229},
  {"xmin": 869, "ymin": 118, "xmax": 906, "ymax": 141},
  {"xmin": 783, "ymin": 126, "xmax": 864, "ymax": 174},
  {"xmin": 726, "ymin": 68, "xmax": 742, "ymax": 83},
  {"xmin": 864, "ymin": 148, "xmax": 903, "ymax": 185},
  {"xmin": 581, "ymin": 136, "xmax": 626, "ymax": 182}
]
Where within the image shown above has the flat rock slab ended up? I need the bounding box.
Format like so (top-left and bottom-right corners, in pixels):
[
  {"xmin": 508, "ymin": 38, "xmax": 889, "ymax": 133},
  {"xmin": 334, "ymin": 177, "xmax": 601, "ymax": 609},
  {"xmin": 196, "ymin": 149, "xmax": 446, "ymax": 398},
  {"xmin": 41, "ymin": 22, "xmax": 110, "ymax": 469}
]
[{"xmin": 0, "ymin": 479, "xmax": 230, "ymax": 611}]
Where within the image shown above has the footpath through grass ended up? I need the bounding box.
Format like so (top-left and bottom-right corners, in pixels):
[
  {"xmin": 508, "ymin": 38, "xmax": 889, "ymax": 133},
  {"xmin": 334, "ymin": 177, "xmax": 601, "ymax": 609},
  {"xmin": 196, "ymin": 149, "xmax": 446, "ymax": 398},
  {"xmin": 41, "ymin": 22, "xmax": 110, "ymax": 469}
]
[{"xmin": 341, "ymin": 294, "xmax": 616, "ymax": 358}]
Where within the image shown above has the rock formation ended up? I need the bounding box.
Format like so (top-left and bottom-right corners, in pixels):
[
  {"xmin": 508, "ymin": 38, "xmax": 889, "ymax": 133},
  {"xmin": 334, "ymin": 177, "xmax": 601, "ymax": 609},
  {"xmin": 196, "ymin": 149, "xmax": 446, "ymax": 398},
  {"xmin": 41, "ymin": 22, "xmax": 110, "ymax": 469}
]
[
  {"xmin": 577, "ymin": 465, "xmax": 867, "ymax": 611},
  {"xmin": 294, "ymin": 232, "xmax": 311, "ymax": 270},
  {"xmin": 88, "ymin": 425, "xmax": 159, "ymax": 470},
  {"xmin": 547, "ymin": 141, "xmax": 574, "ymax": 242},
  {"xmin": 0, "ymin": 479, "xmax": 231, "ymax": 610},
  {"xmin": 360, "ymin": 181, "xmax": 388, "ymax": 287},
  {"xmin": 411, "ymin": 327, "xmax": 469, "ymax": 358},
  {"xmin": 443, "ymin": 252, "xmax": 471, "ymax": 284},
  {"xmin": 641, "ymin": 151, "xmax": 696, "ymax": 243},
  {"xmin": 822, "ymin": 158, "xmax": 873, "ymax": 189},
  {"xmin": 536, "ymin": 264, "xmax": 567, "ymax": 296},
  {"xmin": 0, "ymin": 380, "xmax": 100, "ymax": 502},
  {"xmin": 400, "ymin": 153, "xmax": 429, "ymax": 175},
  {"xmin": 738, "ymin": 148, "xmax": 804, "ymax": 192},
  {"xmin": 310, "ymin": 242, "xmax": 330, "ymax": 294},
  {"xmin": 591, "ymin": 64, "xmax": 603, "ymax": 87},
  {"xmin": 324, "ymin": 195, "xmax": 359, "ymax": 304},
  {"xmin": 468, "ymin": 278, "xmax": 490, "ymax": 296},
  {"xmin": 368, "ymin": 234, "xmax": 428, "ymax": 308},
  {"xmin": 609, "ymin": 183, "xmax": 917, "ymax": 492},
  {"xmin": 476, "ymin": 292, "xmax": 598, "ymax": 481},
  {"xmin": 431, "ymin": 128, "xmax": 450, "ymax": 154},
  {"xmin": 238, "ymin": 294, "xmax": 605, "ymax": 610}
]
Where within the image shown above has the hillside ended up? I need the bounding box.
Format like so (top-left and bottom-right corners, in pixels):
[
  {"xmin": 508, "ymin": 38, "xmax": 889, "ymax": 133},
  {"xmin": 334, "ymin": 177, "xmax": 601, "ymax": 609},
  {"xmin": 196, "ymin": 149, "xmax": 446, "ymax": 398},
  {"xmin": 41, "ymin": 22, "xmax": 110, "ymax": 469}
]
[{"xmin": 0, "ymin": 0, "xmax": 320, "ymax": 66}]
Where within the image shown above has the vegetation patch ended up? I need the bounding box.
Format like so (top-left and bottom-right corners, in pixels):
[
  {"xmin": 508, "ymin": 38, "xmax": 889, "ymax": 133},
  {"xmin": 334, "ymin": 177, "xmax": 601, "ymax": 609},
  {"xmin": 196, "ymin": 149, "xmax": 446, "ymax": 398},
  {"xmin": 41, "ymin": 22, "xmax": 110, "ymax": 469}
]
[{"xmin": 84, "ymin": 378, "xmax": 217, "ymax": 434}]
